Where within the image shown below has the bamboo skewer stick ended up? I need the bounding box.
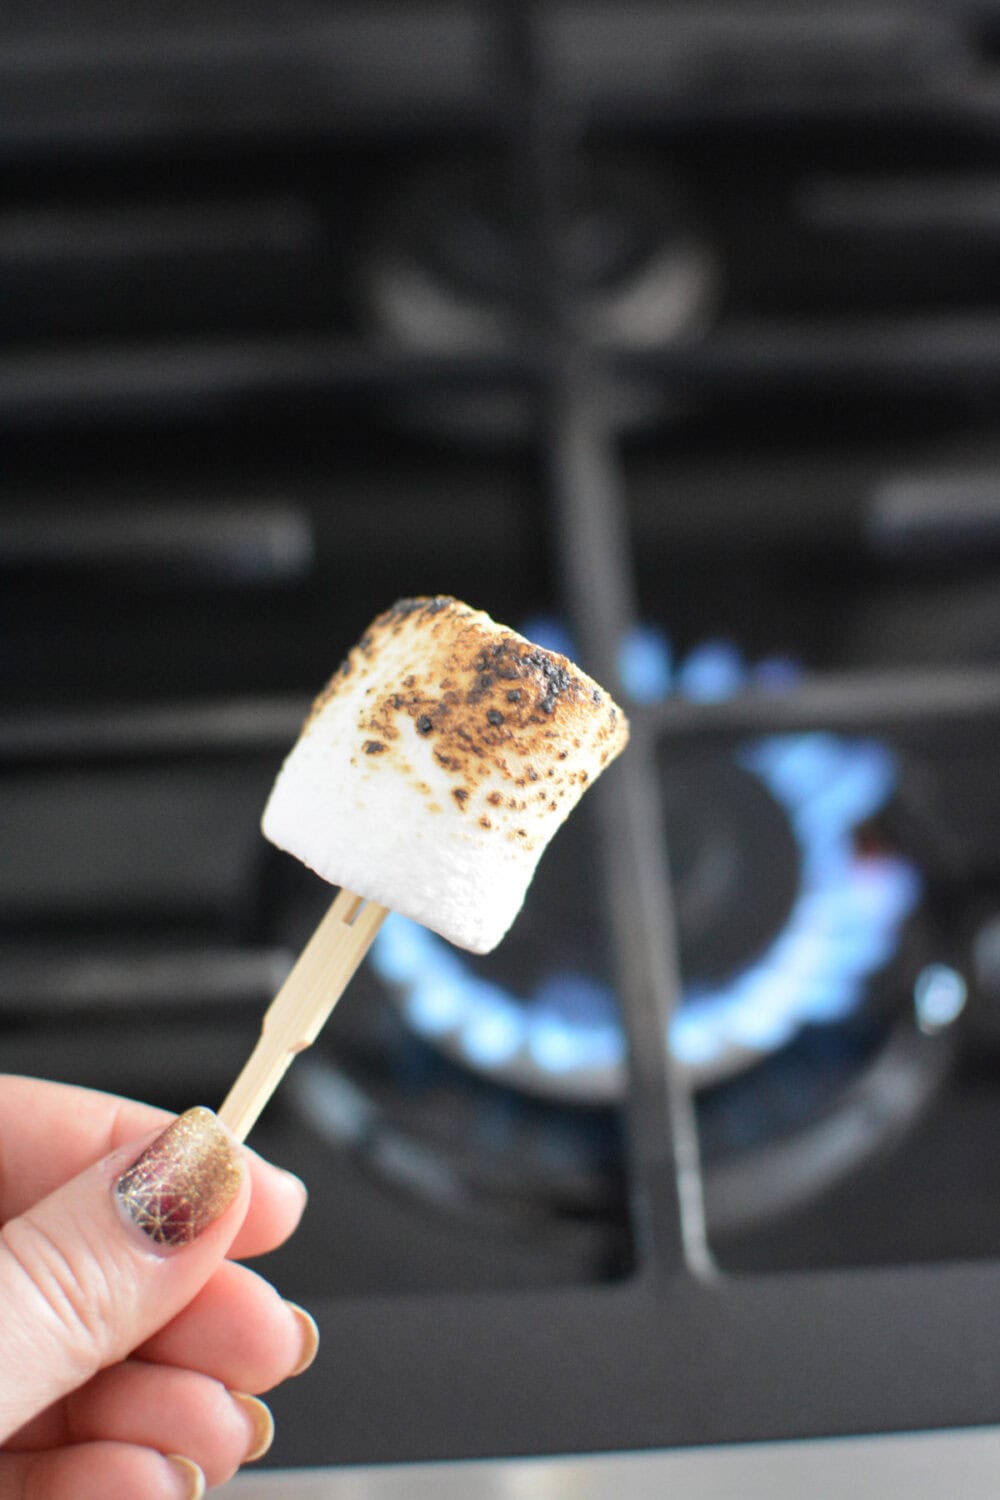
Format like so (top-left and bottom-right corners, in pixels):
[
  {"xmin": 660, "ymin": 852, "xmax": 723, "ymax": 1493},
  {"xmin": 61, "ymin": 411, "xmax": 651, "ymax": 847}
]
[{"xmin": 219, "ymin": 886, "xmax": 388, "ymax": 1142}]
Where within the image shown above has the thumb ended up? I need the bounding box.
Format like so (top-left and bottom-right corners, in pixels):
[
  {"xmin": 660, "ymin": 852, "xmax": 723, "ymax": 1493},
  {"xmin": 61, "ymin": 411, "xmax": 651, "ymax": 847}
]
[{"xmin": 0, "ymin": 1107, "xmax": 249, "ymax": 1441}]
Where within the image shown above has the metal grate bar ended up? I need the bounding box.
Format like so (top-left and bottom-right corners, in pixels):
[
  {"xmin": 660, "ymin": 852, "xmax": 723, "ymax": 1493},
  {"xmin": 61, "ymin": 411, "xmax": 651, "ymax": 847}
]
[
  {"xmin": 497, "ymin": 0, "xmax": 705, "ymax": 1277},
  {"xmin": 4, "ymin": 314, "xmax": 1000, "ymax": 426}
]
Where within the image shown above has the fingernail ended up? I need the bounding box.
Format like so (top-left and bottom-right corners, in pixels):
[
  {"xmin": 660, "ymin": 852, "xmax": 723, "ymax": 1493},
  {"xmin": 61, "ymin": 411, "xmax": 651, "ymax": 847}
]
[
  {"xmin": 286, "ymin": 1300, "xmax": 320, "ymax": 1376},
  {"xmin": 231, "ymin": 1391, "xmax": 275, "ymax": 1462},
  {"xmin": 165, "ymin": 1454, "xmax": 206, "ymax": 1500},
  {"xmin": 115, "ymin": 1107, "xmax": 243, "ymax": 1249}
]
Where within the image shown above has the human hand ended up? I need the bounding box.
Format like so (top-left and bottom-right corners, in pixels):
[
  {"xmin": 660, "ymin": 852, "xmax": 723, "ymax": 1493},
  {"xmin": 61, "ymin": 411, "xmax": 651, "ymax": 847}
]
[{"xmin": 0, "ymin": 1076, "xmax": 315, "ymax": 1498}]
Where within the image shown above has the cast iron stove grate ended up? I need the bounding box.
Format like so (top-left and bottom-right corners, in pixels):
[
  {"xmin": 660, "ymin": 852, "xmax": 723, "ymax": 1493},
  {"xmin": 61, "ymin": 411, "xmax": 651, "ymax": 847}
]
[{"xmin": 5, "ymin": 0, "xmax": 1000, "ymax": 1471}]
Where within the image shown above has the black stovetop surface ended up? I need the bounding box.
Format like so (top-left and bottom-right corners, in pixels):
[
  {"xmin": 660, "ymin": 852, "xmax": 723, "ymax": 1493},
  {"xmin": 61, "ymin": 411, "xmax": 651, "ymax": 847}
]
[{"xmin": 6, "ymin": 0, "xmax": 1000, "ymax": 1469}]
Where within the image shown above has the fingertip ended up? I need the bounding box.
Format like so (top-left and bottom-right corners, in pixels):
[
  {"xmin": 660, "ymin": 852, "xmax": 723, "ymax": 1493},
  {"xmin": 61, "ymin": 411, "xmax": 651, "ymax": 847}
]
[
  {"xmin": 166, "ymin": 1454, "xmax": 206, "ymax": 1499},
  {"xmin": 230, "ymin": 1154, "xmax": 308, "ymax": 1259},
  {"xmin": 263, "ymin": 1163, "xmax": 309, "ymax": 1223},
  {"xmin": 243, "ymin": 1145, "xmax": 307, "ymax": 1203},
  {"xmin": 286, "ymin": 1301, "xmax": 320, "ymax": 1377},
  {"xmin": 0, "ymin": 1443, "xmax": 210, "ymax": 1500},
  {"xmin": 229, "ymin": 1391, "xmax": 275, "ymax": 1462},
  {"xmin": 113, "ymin": 1108, "xmax": 246, "ymax": 1253},
  {"xmin": 278, "ymin": 1166, "xmax": 309, "ymax": 1209}
]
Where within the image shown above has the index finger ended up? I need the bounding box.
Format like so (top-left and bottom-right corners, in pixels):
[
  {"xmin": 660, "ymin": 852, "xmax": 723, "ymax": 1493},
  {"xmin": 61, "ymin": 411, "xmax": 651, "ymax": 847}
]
[{"xmin": 0, "ymin": 1075, "xmax": 306, "ymax": 1259}]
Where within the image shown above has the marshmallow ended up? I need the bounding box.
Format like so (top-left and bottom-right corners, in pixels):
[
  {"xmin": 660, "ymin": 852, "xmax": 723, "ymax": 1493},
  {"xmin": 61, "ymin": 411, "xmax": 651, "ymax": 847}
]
[{"xmin": 262, "ymin": 596, "xmax": 629, "ymax": 953}]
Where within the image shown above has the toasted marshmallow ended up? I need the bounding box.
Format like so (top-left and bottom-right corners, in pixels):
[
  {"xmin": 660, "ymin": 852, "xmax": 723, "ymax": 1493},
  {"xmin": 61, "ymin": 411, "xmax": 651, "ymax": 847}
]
[{"xmin": 262, "ymin": 596, "xmax": 629, "ymax": 953}]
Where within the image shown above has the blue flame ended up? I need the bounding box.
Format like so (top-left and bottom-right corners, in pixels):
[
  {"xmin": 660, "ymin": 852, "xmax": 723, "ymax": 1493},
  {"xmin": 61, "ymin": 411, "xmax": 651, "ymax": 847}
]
[
  {"xmin": 914, "ymin": 963, "xmax": 967, "ymax": 1033},
  {"xmin": 617, "ymin": 625, "xmax": 674, "ymax": 703},
  {"xmin": 677, "ymin": 640, "xmax": 746, "ymax": 702},
  {"xmin": 376, "ymin": 912, "xmax": 628, "ymax": 1079},
  {"xmin": 371, "ymin": 622, "xmax": 922, "ymax": 1093}
]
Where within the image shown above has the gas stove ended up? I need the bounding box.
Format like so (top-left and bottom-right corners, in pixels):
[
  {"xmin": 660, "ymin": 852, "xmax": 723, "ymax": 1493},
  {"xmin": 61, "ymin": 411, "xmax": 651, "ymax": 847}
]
[{"xmin": 5, "ymin": 2, "xmax": 1000, "ymax": 1490}]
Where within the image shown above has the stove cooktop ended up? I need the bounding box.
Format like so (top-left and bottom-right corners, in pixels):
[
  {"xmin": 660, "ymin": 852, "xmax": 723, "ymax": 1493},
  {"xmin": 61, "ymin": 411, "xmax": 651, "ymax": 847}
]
[{"xmin": 5, "ymin": 0, "xmax": 1000, "ymax": 1475}]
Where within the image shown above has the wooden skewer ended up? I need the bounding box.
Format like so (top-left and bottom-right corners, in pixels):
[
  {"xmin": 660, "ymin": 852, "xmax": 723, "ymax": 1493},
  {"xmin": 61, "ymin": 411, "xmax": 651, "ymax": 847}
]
[{"xmin": 219, "ymin": 886, "xmax": 388, "ymax": 1142}]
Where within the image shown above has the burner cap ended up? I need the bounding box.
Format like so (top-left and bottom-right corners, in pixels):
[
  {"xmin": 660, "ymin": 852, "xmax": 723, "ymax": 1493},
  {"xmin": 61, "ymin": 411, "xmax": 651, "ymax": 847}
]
[{"xmin": 360, "ymin": 148, "xmax": 720, "ymax": 439}]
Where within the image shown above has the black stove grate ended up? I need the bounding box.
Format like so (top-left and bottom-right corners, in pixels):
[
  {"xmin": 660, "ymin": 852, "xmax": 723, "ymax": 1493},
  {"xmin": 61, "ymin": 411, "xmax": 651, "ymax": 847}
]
[{"xmin": 6, "ymin": 0, "xmax": 1000, "ymax": 1469}]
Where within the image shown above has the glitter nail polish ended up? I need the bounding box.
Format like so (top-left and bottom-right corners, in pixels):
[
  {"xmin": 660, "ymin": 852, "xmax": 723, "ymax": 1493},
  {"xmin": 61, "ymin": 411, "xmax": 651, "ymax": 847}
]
[{"xmin": 115, "ymin": 1107, "xmax": 243, "ymax": 1248}]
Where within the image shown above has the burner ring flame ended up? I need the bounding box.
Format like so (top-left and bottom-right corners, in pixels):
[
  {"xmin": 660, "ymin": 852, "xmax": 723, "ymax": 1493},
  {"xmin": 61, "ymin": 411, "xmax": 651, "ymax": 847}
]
[{"xmin": 372, "ymin": 626, "xmax": 922, "ymax": 1101}]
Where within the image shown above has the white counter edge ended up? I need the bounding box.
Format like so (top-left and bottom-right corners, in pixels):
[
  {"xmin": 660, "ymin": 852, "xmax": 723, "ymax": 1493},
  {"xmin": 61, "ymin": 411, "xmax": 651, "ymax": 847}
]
[{"xmin": 221, "ymin": 1425, "xmax": 1000, "ymax": 1498}]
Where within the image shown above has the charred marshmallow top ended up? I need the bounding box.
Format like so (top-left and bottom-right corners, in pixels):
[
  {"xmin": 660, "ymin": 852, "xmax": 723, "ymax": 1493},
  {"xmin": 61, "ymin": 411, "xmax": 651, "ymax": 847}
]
[{"xmin": 262, "ymin": 596, "xmax": 629, "ymax": 953}]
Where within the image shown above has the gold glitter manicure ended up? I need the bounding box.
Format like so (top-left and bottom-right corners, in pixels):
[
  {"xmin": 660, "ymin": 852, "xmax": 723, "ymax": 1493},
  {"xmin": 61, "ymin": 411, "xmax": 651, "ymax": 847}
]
[{"xmin": 115, "ymin": 1107, "xmax": 243, "ymax": 1248}]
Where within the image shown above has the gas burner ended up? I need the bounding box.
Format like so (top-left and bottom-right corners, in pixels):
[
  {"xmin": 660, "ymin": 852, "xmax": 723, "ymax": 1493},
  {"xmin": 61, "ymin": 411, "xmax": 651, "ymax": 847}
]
[
  {"xmin": 374, "ymin": 628, "xmax": 923, "ymax": 1099},
  {"xmin": 268, "ymin": 627, "xmax": 959, "ymax": 1244},
  {"xmin": 360, "ymin": 148, "xmax": 719, "ymax": 439},
  {"xmin": 370, "ymin": 784, "xmax": 622, "ymax": 1105},
  {"xmin": 669, "ymin": 732, "xmax": 920, "ymax": 1088}
]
